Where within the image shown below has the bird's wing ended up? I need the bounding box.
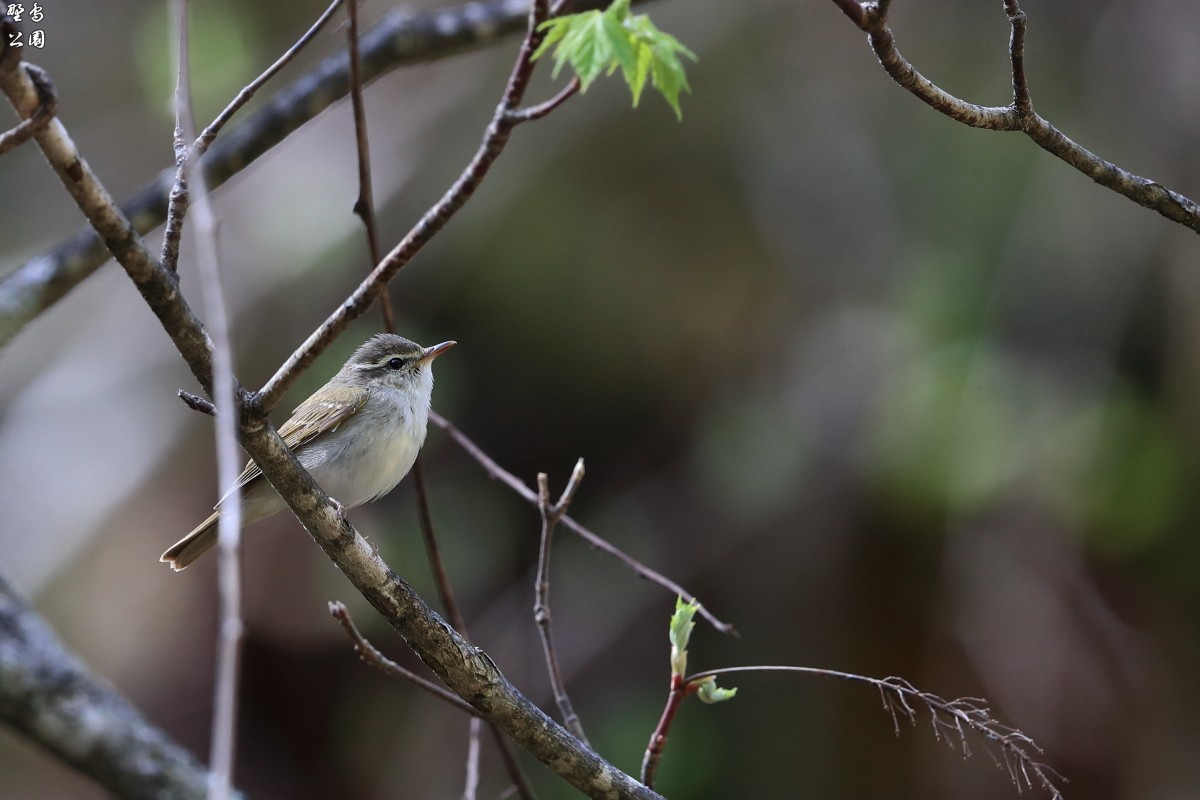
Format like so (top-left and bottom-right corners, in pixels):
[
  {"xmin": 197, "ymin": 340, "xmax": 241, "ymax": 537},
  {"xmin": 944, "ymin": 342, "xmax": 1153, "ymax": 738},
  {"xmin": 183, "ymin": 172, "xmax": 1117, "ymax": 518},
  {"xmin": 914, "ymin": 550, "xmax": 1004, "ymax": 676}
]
[{"xmin": 215, "ymin": 383, "xmax": 370, "ymax": 506}]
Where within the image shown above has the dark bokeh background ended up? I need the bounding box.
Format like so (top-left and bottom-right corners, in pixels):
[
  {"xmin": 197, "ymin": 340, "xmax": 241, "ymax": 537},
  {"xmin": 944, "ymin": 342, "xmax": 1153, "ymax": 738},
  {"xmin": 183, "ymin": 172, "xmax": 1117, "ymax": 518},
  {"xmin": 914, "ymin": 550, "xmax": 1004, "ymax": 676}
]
[{"xmin": 2, "ymin": 0, "xmax": 1199, "ymax": 797}]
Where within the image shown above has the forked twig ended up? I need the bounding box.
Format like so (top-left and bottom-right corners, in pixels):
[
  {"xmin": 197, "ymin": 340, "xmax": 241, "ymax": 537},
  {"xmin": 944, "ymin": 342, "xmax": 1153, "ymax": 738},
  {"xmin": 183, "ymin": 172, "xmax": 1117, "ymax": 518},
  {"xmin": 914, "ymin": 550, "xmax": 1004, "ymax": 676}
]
[
  {"xmin": 161, "ymin": 0, "xmax": 343, "ymax": 272},
  {"xmin": 831, "ymin": 0, "xmax": 1200, "ymax": 232},
  {"xmin": 430, "ymin": 410, "xmax": 736, "ymax": 636},
  {"xmin": 534, "ymin": 460, "xmax": 589, "ymax": 743},
  {"xmin": 0, "ymin": 62, "xmax": 54, "ymax": 156}
]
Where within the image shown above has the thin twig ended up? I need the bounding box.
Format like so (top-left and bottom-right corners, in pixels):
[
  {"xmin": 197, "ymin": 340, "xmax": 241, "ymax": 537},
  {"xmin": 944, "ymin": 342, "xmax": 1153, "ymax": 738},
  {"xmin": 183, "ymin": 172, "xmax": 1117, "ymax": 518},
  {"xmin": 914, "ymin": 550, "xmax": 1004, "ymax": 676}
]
[
  {"xmin": 161, "ymin": 0, "xmax": 343, "ymax": 273},
  {"xmin": 463, "ymin": 717, "xmax": 482, "ymax": 800},
  {"xmin": 683, "ymin": 666, "xmax": 1066, "ymax": 800},
  {"xmin": 504, "ymin": 76, "xmax": 581, "ymax": 123},
  {"xmin": 832, "ymin": 0, "xmax": 1200, "ymax": 231},
  {"xmin": 257, "ymin": 0, "xmax": 561, "ymax": 411},
  {"xmin": 329, "ymin": 602, "xmax": 479, "ymax": 715},
  {"xmin": 411, "ymin": 460, "xmax": 468, "ymax": 631},
  {"xmin": 534, "ymin": 461, "xmax": 588, "ymax": 743},
  {"xmin": 1003, "ymin": 0, "xmax": 1030, "ymax": 115},
  {"xmin": 345, "ymin": 0, "xmax": 396, "ymax": 334},
  {"xmin": 178, "ymin": 389, "xmax": 217, "ymax": 415},
  {"xmin": 430, "ymin": 410, "xmax": 737, "ymax": 635},
  {"xmin": 639, "ymin": 672, "xmax": 689, "ymax": 789},
  {"xmin": 198, "ymin": 0, "xmax": 343, "ymax": 153},
  {"xmin": 170, "ymin": 3, "xmax": 244, "ymax": 799}
]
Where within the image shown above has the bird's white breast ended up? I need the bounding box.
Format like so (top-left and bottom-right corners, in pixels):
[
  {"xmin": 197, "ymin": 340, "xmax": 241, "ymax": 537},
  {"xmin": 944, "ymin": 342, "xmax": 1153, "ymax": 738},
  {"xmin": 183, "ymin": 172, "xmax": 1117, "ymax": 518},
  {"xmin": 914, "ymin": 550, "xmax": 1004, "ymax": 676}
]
[{"xmin": 300, "ymin": 371, "xmax": 432, "ymax": 508}]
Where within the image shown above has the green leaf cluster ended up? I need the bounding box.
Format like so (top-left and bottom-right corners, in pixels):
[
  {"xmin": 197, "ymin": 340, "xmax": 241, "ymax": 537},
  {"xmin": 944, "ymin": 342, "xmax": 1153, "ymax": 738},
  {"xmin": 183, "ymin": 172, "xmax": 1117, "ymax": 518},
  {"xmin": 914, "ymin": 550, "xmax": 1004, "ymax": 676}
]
[{"xmin": 533, "ymin": 0, "xmax": 697, "ymax": 119}]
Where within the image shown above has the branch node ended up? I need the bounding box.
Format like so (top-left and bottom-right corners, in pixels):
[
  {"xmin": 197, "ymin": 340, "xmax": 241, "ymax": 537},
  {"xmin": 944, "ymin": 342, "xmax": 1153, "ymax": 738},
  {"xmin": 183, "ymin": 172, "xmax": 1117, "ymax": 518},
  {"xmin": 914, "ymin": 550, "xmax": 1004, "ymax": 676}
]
[{"xmin": 0, "ymin": 63, "xmax": 56, "ymax": 156}]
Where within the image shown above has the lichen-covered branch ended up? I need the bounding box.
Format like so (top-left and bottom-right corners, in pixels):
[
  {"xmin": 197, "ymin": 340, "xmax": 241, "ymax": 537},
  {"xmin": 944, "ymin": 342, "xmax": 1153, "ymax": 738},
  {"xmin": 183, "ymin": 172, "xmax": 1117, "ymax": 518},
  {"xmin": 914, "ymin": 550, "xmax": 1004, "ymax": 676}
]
[{"xmin": 0, "ymin": 571, "xmax": 222, "ymax": 800}]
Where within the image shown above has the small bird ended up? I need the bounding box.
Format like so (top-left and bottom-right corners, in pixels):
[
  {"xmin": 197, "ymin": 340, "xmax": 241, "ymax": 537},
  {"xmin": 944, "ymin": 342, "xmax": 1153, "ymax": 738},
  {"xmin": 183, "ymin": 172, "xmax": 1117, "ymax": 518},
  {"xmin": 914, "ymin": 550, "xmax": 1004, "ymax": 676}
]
[{"xmin": 161, "ymin": 333, "xmax": 455, "ymax": 571}]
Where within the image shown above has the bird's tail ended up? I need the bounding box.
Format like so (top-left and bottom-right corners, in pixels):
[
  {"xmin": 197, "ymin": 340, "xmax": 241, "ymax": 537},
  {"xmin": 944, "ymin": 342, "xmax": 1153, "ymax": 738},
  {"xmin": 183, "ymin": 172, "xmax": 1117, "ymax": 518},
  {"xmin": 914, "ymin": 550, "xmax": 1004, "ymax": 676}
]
[{"xmin": 160, "ymin": 512, "xmax": 220, "ymax": 571}]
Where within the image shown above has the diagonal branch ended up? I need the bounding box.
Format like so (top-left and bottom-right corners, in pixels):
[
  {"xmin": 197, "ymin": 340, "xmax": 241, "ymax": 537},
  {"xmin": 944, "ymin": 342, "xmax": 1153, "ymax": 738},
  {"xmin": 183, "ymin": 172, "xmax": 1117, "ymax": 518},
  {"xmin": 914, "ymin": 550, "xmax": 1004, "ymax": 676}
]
[
  {"xmin": 0, "ymin": 571, "xmax": 228, "ymax": 800},
  {"xmin": 0, "ymin": 22, "xmax": 216, "ymax": 393},
  {"xmin": 0, "ymin": 0, "xmax": 635, "ymax": 349},
  {"xmin": 833, "ymin": 0, "xmax": 1200, "ymax": 232},
  {"xmin": 2, "ymin": 6, "xmax": 658, "ymax": 799}
]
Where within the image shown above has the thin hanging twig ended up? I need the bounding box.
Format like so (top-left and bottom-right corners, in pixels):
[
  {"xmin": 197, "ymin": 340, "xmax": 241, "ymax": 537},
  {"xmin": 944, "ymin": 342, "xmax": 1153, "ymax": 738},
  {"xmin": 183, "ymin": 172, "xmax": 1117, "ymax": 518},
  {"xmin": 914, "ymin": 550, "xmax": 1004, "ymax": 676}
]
[{"xmin": 168, "ymin": 2, "xmax": 243, "ymax": 798}]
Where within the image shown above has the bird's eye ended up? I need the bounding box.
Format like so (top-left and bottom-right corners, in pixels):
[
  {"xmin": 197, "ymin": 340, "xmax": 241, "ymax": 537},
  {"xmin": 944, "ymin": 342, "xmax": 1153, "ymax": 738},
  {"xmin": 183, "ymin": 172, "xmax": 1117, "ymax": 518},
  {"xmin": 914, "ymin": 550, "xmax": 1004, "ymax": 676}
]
[{"xmin": 387, "ymin": 357, "xmax": 405, "ymax": 370}]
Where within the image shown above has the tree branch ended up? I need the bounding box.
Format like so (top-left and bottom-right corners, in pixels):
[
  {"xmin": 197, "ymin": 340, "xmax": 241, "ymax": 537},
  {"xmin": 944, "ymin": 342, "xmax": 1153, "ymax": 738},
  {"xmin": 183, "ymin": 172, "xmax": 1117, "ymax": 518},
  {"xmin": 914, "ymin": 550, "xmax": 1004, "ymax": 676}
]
[
  {"xmin": 833, "ymin": 0, "xmax": 1200, "ymax": 232},
  {"xmin": 0, "ymin": 22, "xmax": 216, "ymax": 392},
  {"xmin": 0, "ymin": 0, "xmax": 630, "ymax": 348},
  {"xmin": 0, "ymin": 570, "xmax": 227, "ymax": 800},
  {"xmin": 2, "ymin": 6, "xmax": 659, "ymax": 798}
]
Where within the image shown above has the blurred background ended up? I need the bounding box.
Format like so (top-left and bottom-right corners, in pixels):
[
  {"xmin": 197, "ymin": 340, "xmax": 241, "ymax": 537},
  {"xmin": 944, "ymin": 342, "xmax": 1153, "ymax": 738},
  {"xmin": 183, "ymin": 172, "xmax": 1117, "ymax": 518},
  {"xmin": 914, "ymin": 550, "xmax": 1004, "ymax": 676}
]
[{"xmin": 2, "ymin": 0, "xmax": 1199, "ymax": 797}]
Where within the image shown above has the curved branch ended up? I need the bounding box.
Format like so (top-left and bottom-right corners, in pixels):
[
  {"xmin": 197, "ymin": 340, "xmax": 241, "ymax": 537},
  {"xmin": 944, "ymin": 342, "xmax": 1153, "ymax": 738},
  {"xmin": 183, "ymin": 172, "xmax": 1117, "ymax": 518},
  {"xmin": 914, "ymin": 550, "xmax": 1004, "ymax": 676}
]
[
  {"xmin": 0, "ymin": 571, "xmax": 224, "ymax": 800},
  {"xmin": 835, "ymin": 0, "xmax": 1200, "ymax": 232}
]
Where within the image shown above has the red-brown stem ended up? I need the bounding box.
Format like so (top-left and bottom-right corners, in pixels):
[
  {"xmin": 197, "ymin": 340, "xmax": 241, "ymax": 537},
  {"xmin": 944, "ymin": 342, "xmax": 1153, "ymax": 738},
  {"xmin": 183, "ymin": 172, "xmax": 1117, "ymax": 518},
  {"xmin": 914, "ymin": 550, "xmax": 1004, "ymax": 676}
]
[{"xmin": 640, "ymin": 674, "xmax": 696, "ymax": 789}]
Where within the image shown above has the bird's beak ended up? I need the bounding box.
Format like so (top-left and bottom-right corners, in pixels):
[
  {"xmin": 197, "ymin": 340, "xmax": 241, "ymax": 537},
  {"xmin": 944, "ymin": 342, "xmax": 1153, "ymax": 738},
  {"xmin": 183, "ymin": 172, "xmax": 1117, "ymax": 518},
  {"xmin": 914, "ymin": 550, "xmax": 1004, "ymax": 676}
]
[{"xmin": 418, "ymin": 340, "xmax": 456, "ymax": 364}]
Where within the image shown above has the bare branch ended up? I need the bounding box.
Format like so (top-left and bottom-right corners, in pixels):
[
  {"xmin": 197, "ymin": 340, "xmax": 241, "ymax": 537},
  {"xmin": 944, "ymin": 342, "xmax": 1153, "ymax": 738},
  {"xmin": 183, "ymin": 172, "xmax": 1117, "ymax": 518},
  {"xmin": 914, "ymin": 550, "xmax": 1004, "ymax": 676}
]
[
  {"xmin": 534, "ymin": 461, "xmax": 589, "ymax": 742},
  {"xmin": 344, "ymin": 0, "xmax": 396, "ymax": 334},
  {"xmin": 504, "ymin": 76, "xmax": 581, "ymax": 123},
  {"xmin": 833, "ymin": 0, "xmax": 1200, "ymax": 232},
  {"xmin": 430, "ymin": 410, "xmax": 737, "ymax": 635},
  {"xmin": 329, "ymin": 601, "xmax": 479, "ymax": 715},
  {"xmin": 168, "ymin": 1, "xmax": 245, "ymax": 796},
  {"xmin": 463, "ymin": 717, "xmax": 483, "ymax": 800},
  {"xmin": 1003, "ymin": 0, "xmax": 1030, "ymax": 115},
  {"xmin": 161, "ymin": 0, "xmax": 343, "ymax": 273}
]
